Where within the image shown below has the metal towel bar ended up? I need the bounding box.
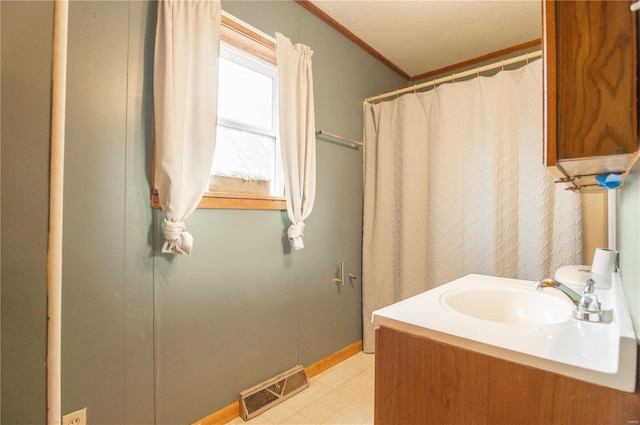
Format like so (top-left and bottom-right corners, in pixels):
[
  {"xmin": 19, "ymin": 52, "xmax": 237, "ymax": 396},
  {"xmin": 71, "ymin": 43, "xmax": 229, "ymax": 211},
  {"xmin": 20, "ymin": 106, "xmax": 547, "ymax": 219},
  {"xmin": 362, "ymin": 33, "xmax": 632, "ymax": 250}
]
[{"xmin": 316, "ymin": 130, "xmax": 363, "ymax": 149}]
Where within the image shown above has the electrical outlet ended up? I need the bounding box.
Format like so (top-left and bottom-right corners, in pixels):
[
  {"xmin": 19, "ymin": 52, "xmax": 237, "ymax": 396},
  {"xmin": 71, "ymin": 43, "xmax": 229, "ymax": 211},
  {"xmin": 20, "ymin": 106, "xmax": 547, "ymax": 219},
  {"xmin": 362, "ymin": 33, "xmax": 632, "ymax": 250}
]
[{"xmin": 62, "ymin": 408, "xmax": 87, "ymax": 425}]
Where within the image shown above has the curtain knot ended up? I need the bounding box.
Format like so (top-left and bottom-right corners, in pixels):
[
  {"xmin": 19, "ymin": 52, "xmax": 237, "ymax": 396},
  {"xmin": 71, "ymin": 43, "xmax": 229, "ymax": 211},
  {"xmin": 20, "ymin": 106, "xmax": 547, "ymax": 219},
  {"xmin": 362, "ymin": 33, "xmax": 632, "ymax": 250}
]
[
  {"xmin": 288, "ymin": 221, "xmax": 305, "ymax": 251},
  {"xmin": 161, "ymin": 219, "xmax": 193, "ymax": 256}
]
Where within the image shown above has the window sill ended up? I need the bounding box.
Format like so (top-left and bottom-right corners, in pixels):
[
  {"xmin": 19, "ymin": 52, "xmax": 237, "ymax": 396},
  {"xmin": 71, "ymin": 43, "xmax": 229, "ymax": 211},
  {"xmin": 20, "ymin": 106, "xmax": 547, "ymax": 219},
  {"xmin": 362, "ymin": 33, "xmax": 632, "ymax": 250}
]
[{"xmin": 151, "ymin": 191, "xmax": 286, "ymax": 210}]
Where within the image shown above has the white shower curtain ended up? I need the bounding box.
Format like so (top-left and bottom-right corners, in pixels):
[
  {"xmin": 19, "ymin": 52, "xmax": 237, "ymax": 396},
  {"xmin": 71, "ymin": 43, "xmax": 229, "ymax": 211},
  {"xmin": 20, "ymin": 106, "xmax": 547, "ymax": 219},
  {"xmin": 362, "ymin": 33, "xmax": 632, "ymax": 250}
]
[
  {"xmin": 154, "ymin": 0, "xmax": 221, "ymax": 256},
  {"xmin": 362, "ymin": 60, "xmax": 582, "ymax": 352}
]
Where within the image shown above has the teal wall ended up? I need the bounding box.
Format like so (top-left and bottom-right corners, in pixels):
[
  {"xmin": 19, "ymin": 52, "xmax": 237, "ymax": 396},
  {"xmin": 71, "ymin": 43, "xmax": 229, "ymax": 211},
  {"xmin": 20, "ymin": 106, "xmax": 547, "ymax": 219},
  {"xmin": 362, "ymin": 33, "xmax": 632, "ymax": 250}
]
[
  {"xmin": 1, "ymin": 2, "xmax": 53, "ymax": 424},
  {"xmin": 62, "ymin": 2, "xmax": 156, "ymax": 423},
  {"xmin": 1, "ymin": 1, "xmax": 405, "ymax": 424},
  {"xmin": 619, "ymin": 161, "xmax": 640, "ymax": 333},
  {"xmin": 617, "ymin": 26, "xmax": 640, "ymax": 335}
]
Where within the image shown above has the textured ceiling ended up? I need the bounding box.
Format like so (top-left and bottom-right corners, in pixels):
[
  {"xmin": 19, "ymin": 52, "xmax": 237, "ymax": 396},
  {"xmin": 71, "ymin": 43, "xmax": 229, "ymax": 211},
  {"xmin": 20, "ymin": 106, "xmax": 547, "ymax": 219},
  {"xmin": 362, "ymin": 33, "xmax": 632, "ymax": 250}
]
[{"xmin": 308, "ymin": 0, "xmax": 542, "ymax": 79}]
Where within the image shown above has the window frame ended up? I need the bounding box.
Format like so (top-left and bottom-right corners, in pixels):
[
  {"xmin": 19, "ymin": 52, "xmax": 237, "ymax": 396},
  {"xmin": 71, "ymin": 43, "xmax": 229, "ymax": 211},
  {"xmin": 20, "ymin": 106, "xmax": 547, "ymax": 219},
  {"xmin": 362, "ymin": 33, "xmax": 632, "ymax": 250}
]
[
  {"xmin": 213, "ymin": 45, "xmax": 284, "ymax": 197},
  {"xmin": 151, "ymin": 13, "xmax": 286, "ymax": 211}
]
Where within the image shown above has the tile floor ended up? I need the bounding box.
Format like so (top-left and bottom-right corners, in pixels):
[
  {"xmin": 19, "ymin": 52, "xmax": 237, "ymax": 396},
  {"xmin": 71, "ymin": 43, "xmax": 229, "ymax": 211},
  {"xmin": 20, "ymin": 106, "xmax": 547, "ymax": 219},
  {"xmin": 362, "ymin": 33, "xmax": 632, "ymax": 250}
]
[{"xmin": 226, "ymin": 352, "xmax": 375, "ymax": 425}]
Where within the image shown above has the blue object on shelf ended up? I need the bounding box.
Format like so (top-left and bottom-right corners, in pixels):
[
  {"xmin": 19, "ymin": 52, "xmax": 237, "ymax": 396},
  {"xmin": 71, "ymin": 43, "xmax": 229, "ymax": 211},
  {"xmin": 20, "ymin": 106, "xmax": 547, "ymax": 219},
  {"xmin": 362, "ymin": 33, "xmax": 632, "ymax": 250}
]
[{"xmin": 595, "ymin": 174, "xmax": 622, "ymax": 189}]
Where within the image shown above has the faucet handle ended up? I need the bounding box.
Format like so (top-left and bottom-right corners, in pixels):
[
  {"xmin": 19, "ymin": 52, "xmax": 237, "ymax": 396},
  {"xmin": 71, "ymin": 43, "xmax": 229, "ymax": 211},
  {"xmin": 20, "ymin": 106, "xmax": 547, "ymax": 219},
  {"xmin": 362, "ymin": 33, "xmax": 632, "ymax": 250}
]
[
  {"xmin": 573, "ymin": 278, "xmax": 608, "ymax": 322},
  {"xmin": 582, "ymin": 279, "xmax": 597, "ymax": 295}
]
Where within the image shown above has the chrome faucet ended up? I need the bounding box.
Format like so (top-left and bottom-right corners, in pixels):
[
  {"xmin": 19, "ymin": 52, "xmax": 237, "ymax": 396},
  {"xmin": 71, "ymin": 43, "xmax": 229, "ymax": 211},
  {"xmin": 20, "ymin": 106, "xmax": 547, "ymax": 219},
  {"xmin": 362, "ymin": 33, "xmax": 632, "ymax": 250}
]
[{"xmin": 534, "ymin": 278, "xmax": 608, "ymax": 323}]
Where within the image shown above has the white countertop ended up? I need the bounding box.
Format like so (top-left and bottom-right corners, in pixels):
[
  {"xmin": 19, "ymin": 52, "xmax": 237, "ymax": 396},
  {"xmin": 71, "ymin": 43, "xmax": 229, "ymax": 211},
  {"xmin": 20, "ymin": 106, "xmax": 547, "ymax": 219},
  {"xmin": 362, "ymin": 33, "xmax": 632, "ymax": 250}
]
[{"xmin": 372, "ymin": 273, "xmax": 637, "ymax": 393}]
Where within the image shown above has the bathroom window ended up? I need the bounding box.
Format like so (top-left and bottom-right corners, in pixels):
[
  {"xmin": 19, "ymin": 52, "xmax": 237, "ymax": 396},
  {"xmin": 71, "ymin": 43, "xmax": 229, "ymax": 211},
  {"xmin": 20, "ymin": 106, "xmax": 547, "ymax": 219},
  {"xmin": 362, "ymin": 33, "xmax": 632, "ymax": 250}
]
[
  {"xmin": 209, "ymin": 44, "xmax": 284, "ymax": 207},
  {"xmin": 206, "ymin": 14, "xmax": 285, "ymax": 209},
  {"xmin": 151, "ymin": 13, "xmax": 285, "ymax": 210}
]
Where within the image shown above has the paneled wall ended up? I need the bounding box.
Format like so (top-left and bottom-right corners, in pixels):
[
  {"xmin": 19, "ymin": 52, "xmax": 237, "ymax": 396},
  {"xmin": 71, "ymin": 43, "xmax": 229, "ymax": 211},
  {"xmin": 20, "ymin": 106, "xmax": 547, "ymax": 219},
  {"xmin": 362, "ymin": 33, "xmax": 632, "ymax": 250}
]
[
  {"xmin": 617, "ymin": 19, "xmax": 640, "ymax": 336},
  {"xmin": 150, "ymin": 2, "xmax": 404, "ymax": 423},
  {"xmin": 619, "ymin": 161, "xmax": 640, "ymax": 334},
  {"xmin": 61, "ymin": 2, "xmax": 156, "ymax": 423},
  {"xmin": 1, "ymin": 2, "xmax": 53, "ymax": 423},
  {"xmin": 1, "ymin": 1, "xmax": 405, "ymax": 424}
]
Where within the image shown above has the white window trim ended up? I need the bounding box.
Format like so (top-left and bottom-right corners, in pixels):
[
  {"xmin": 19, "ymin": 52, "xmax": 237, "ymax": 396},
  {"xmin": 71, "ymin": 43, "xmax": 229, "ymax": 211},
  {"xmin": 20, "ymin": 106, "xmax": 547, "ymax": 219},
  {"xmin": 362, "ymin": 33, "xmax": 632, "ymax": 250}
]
[{"xmin": 212, "ymin": 44, "xmax": 284, "ymax": 199}]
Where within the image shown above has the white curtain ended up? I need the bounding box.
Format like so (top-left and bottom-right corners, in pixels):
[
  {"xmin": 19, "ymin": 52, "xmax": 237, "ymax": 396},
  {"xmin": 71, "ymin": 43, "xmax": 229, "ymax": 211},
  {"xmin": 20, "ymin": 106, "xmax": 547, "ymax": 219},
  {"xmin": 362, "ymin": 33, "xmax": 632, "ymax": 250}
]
[
  {"xmin": 276, "ymin": 32, "xmax": 316, "ymax": 250},
  {"xmin": 362, "ymin": 60, "xmax": 582, "ymax": 352},
  {"xmin": 153, "ymin": 0, "xmax": 221, "ymax": 256}
]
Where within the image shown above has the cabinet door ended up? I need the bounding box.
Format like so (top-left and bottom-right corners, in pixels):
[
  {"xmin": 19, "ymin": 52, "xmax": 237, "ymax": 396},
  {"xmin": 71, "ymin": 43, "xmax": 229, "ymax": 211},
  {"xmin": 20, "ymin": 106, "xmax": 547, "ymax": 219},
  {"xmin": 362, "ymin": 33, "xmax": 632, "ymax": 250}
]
[{"xmin": 545, "ymin": 0, "xmax": 637, "ymax": 174}]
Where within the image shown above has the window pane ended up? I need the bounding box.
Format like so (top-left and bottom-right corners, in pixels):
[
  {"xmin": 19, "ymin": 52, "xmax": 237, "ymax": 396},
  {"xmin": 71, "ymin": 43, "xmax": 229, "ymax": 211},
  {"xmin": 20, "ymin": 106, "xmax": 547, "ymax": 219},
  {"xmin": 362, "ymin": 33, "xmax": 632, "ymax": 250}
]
[
  {"xmin": 212, "ymin": 126, "xmax": 280, "ymax": 193},
  {"xmin": 218, "ymin": 57, "xmax": 273, "ymax": 129}
]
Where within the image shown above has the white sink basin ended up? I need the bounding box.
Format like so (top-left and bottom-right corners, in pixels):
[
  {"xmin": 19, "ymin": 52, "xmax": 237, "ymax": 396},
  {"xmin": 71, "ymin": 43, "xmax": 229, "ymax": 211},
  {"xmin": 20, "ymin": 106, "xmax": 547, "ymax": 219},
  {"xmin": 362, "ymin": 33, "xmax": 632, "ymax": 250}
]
[
  {"xmin": 372, "ymin": 273, "xmax": 637, "ymax": 393},
  {"xmin": 440, "ymin": 287, "xmax": 573, "ymax": 325}
]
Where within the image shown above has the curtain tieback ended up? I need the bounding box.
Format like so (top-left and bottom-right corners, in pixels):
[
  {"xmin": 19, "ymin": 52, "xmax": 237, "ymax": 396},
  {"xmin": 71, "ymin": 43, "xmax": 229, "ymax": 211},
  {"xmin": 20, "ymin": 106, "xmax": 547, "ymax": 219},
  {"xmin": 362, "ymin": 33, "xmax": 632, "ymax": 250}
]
[
  {"xmin": 161, "ymin": 219, "xmax": 194, "ymax": 256},
  {"xmin": 288, "ymin": 221, "xmax": 306, "ymax": 251}
]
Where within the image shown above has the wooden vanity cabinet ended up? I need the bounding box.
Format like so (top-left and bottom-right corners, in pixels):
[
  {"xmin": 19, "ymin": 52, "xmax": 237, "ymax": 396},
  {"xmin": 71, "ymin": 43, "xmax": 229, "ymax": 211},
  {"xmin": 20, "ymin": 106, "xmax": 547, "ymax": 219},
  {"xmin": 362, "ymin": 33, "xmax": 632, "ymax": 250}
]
[
  {"xmin": 374, "ymin": 326, "xmax": 640, "ymax": 425},
  {"xmin": 543, "ymin": 0, "xmax": 638, "ymax": 188}
]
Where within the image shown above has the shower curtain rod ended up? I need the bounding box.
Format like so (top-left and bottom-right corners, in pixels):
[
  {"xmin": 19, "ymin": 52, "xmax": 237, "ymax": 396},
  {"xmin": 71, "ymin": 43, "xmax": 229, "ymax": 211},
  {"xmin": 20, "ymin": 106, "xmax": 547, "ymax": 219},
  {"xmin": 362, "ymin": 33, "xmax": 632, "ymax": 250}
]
[{"xmin": 365, "ymin": 49, "xmax": 542, "ymax": 103}]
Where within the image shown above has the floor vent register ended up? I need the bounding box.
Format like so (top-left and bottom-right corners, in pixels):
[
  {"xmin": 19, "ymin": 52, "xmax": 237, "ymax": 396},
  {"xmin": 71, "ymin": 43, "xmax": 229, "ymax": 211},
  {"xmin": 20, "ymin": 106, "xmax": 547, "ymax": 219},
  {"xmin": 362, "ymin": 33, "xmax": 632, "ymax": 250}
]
[{"xmin": 239, "ymin": 365, "xmax": 309, "ymax": 421}]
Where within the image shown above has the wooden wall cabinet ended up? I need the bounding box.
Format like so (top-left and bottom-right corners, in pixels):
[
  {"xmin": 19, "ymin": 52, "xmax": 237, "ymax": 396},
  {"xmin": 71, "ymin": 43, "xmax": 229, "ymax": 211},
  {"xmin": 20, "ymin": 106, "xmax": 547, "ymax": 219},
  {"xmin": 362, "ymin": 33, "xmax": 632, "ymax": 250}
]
[
  {"xmin": 374, "ymin": 326, "xmax": 640, "ymax": 425},
  {"xmin": 543, "ymin": 0, "xmax": 638, "ymax": 190}
]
